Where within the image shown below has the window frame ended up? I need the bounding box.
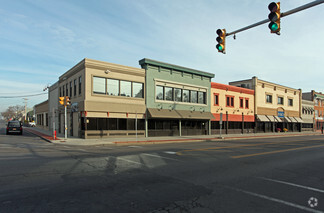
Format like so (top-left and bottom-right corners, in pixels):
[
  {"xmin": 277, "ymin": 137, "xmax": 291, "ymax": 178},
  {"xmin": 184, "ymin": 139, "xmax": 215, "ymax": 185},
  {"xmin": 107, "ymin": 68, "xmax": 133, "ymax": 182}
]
[{"xmin": 214, "ymin": 93, "xmax": 219, "ymax": 106}]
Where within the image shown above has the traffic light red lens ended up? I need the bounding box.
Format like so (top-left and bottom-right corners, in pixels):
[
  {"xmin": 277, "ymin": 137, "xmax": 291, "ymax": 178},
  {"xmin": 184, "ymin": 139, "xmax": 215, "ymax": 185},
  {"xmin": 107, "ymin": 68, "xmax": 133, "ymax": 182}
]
[
  {"xmin": 268, "ymin": 2, "xmax": 279, "ymax": 12},
  {"xmin": 216, "ymin": 29, "xmax": 224, "ymax": 36}
]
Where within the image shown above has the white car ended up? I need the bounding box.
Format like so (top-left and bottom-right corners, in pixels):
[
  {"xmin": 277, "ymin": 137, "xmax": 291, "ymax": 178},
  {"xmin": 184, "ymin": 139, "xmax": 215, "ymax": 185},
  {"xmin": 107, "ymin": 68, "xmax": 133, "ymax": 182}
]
[{"xmin": 29, "ymin": 121, "xmax": 36, "ymax": 127}]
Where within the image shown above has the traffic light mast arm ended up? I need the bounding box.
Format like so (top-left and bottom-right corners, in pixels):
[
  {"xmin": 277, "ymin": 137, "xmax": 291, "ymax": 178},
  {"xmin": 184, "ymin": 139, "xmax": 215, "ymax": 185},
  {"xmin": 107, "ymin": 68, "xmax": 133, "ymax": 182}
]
[{"xmin": 225, "ymin": 0, "xmax": 324, "ymax": 37}]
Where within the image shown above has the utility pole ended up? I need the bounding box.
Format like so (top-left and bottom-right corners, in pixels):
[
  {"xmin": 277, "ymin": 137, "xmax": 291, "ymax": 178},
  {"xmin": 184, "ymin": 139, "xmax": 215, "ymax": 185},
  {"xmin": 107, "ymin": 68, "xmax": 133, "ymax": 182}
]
[{"xmin": 23, "ymin": 98, "xmax": 28, "ymax": 122}]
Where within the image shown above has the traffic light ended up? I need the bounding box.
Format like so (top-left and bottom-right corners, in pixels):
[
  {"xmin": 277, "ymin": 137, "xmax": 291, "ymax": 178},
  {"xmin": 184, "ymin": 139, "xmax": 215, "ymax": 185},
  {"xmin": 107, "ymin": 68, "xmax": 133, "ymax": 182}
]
[
  {"xmin": 268, "ymin": 2, "xmax": 281, "ymax": 35},
  {"xmin": 59, "ymin": 97, "xmax": 65, "ymax": 105},
  {"xmin": 216, "ymin": 29, "xmax": 226, "ymax": 54},
  {"xmin": 65, "ymin": 96, "xmax": 71, "ymax": 106}
]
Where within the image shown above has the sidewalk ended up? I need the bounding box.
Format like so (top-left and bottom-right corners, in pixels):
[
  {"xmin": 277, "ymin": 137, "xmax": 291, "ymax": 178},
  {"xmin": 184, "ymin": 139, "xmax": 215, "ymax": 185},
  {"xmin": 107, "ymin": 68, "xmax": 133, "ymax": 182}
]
[{"xmin": 24, "ymin": 127, "xmax": 322, "ymax": 146}]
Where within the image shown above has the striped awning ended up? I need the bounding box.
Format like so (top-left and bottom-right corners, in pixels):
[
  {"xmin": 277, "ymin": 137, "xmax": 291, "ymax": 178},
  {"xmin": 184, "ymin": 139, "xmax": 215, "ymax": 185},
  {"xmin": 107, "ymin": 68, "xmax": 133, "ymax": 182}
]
[
  {"xmin": 284, "ymin": 117, "xmax": 292, "ymax": 123},
  {"xmin": 274, "ymin": 116, "xmax": 283, "ymax": 122},
  {"xmin": 294, "ymin": 117, "xmax": 304, "ymax": 123},
  {"xmin": 266, "ymin": 115, "xmax": 277, "ymax": 122},
  {"xmin": 256, "ymin": 115, "xmax": 270, "ymax": 122}
]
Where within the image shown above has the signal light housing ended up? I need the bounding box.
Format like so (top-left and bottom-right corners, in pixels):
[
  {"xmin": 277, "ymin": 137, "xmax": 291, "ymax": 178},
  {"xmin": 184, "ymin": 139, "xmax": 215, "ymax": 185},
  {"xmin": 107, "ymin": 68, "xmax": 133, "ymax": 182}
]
[
  {"xmin": 59, "ymin": 97, "xmax": 65, "ymax": 106},
  {"xmin": 268, "ymin": 2, "xmax": 281, "ymax": 35},
  {"xmin": 65, "ymin": 96, "xmax": 71, "ymax": 106},
  {"xmin": 216, "ymin": 29, "xmax": 226, "ymax": 54}
]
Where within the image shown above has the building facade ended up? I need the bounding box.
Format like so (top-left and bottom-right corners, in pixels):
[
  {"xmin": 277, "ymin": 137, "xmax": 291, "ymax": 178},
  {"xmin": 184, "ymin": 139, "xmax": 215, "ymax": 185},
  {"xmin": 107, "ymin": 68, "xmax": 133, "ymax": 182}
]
[
  {"xmin": 210, "ymin": 82, "xmax": 255, "ymax": 134},
  {"xmin": 34, "ymin": 100, "xmax": 49, "ymax": 130},
  {"xmin": 57, "ymin": 58, "xmax": 146, "ymax": 138},
  {"xmin": 302, "ymin": 90, "xmax": 324, "ymax": 131},
  {"xmin": 229, "ymin": 77, "xmax": 302, "ymax": 133},
  {"xmin": 301, "ymin": 99, "xmax": 314, "ymax": 131},
  {"xmin": 139, "ymin": 58, "xmax": 215, "ymax": 137},
  {"xmin": 48, "ymin": 82, "xmax": 59, "ymax": 134}
]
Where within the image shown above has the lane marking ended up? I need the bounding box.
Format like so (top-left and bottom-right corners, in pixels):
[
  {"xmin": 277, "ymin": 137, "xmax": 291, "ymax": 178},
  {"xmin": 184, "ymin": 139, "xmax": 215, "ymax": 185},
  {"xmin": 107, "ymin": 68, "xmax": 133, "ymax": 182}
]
[
  {"xmin": 231, "ymin": 144, "xmax": 324, "ymax": 159},
  {"xmin": 142, "ymin": 153, "xmax": 182, "ymax": 162},
  {"xmin": 258, "ymin": 177, "xmax": 324, "ymax": 193},
  {"xmin": 177, "ymin": 140, "xmax": 316, "ymax": 155},
  {"xmin": 164, "ymin": 151, "xmax": 177, "ymax": 155},
  {"xmin": 128, "ymin": 146, "xmax": 142, "ymax": 148},
  {"xmin": 117, "ymin": 157, "xmax": 143, "ymax": 165},
  {"xmin": 226, "ymin": 186, "xmax": 323, "ymax": 213}
]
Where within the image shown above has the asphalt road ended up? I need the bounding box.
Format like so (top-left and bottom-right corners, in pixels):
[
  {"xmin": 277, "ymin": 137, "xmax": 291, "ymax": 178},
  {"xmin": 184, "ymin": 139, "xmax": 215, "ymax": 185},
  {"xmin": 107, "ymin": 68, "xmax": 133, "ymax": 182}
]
[{"xmin": 0, "ymin": 122, "xmax": 324, "ymax": 212}]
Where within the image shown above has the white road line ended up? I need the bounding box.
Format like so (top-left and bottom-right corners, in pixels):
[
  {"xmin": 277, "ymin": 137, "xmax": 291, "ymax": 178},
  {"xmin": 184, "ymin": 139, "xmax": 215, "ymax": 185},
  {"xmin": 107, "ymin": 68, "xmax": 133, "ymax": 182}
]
[
  {"xmin": 128, "ymin": 146, "xmax": 142, "ymax": 148},
  {"xmin": 117, "ymin": 157, "xmax": 143, "ymax": 165},
  {"xmin": 142, "ymin": 153, "xmax": 182, "ymax": 162},
  {"xmin": 226, "ymin": 186, "xmax": 323, "ymax": 213},
  {"xmin": 258, "ymin": 177, "xmax": 324, "ymax": 193},
  {"xmin": 164, "ymin": 151, "xmax": 177, "ymax": 155}
]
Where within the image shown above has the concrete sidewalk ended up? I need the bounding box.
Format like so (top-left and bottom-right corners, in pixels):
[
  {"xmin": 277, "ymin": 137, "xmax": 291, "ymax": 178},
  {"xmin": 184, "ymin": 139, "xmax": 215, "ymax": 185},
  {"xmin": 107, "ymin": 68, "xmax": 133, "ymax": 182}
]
[{"xmin": 23, "ymin": 126, "xmax": 322, "ymax": 146}]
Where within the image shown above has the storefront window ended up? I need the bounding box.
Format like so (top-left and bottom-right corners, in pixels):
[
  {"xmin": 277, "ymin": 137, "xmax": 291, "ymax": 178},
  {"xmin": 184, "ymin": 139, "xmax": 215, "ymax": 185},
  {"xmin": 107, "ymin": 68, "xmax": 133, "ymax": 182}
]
[{"xmin": 198, "ymin": 91, "xmax": 205, "ymax": 104}]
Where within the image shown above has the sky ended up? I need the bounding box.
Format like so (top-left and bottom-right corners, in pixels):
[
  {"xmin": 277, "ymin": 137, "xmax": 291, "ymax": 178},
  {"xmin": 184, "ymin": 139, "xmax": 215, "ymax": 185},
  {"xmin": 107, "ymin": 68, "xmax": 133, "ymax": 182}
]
[{"xmin": 0, "ymin": 0, "xmax": 323, "ymax": 113}]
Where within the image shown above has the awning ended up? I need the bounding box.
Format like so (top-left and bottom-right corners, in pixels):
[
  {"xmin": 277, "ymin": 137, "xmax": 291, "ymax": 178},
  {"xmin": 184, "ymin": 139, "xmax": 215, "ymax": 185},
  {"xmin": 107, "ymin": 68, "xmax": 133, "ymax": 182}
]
[
  {"xmin": 256, "ymin": 115, "xmax": 270, "ymax": 122},
  {"xmin": 274, "ymin": 116, "xmax": 283, "ymax": 122},
  {"xmin": 302, "ymin": 118, "xmax": 313, "ymax": 124},
  {"xmin": 266, "ymin": 115, "xmax": 277, "ymax": 122},
  {"xmin": 294, "ymin": 117, "xmax": 304, "ymax": 123},
  {"xmin": 177, "ymin": 110, "xmax": 215, "ymax": 120},
  {"xmin": 284, "ymin": 117, "xmax": 292, "ymax": 122},
  {"xmin": 147, "ymin": 108, "xmax": 181, "ymax": 119},
  {"xmin": 288, "ymin": 117, "xmax": 298, "ymax": 122}
]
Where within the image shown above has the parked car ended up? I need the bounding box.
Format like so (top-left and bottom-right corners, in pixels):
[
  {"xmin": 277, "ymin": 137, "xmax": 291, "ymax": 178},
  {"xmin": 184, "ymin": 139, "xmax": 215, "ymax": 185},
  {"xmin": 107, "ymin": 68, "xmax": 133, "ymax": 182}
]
[
  {"xmin": 6, "ymin": 120, "xmax": 23, "ymax": 135},
  {"xmin": 29, "ymin": 121, "xmax": 36, "ymax": 127}
]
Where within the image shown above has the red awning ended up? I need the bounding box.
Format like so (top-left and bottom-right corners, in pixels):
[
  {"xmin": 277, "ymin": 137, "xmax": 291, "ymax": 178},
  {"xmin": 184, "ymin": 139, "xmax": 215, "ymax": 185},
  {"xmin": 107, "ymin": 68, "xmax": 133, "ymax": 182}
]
[{"xmin": 212, "ymin": 113, "xmax": 254, "ymax": 122}]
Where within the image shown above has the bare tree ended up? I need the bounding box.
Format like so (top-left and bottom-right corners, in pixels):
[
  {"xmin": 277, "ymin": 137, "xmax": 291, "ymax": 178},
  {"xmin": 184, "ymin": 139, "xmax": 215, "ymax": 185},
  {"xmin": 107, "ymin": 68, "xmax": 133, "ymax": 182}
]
[{"xmin": 1, "ymin": 105, "xmax": 24, "ymax": 121}]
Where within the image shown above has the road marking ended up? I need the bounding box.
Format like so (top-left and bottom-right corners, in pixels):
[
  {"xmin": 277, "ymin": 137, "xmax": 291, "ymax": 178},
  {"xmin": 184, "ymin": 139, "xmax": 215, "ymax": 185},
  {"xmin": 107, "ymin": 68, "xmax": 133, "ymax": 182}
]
[
  {"xmin": 128, "ymin": 146, "xmax": 142, "ymax": 148},
  {"xmin": 117, "ymin": 157, "xmax": 143, "ymax": 165},
  {"xmin": 258, "ymin": 177, "xmax": 324, "ymax": 193},
  {"xmin": 78, "ymin": 149, "xmax": 86, "ymax": 152},
  {"xmin": 142, "ymin": 153, "xmax": 182, "ymax": 162},
  {"xmin": 231, "ymin": 144, "xmax": 324, "ymax": 159},
  {"xmin": 177, "ymin": 140, "xmax": 310, "ymax": 155},
  {"xmin": 226, "ymin": 186, "xmax": 323, "ymax": 213},
  {"xmin": 164, "ymin": 151, "xmax": 177, "ymax": 155}
]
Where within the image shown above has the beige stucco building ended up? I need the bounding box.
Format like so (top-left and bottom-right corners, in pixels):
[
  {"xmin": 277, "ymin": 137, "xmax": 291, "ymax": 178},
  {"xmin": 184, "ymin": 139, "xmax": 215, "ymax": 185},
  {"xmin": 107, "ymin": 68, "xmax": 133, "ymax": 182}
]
[
  {"xmin": 229, "ymin": 77, "xmax": 302, "ymax": 132},
  {"xmin": 301, "ymin": 99, "xmax": 314, "ymax": 131},
  {"xmin": 57, "ymin": 58, "xmax": 146, "ymax": 138},
  {"xmin": 34, "ymin": 100, "xmax": 49, "ymax": 130}
]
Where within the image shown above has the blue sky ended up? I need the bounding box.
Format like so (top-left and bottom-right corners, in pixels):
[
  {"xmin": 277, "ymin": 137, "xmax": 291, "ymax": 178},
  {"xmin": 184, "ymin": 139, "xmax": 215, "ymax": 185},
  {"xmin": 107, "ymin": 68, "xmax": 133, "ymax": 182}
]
[{"xmin": 0, "ymin": 0, "xmax": 323, "ymax": 113}]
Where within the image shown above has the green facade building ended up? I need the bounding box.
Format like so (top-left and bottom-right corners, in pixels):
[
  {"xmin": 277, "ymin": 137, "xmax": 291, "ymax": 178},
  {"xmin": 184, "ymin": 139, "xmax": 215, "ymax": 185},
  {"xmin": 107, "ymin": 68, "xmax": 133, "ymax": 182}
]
[{"xmin": 139, "ymin": 58, "xmax": 215, "ymax": 137}]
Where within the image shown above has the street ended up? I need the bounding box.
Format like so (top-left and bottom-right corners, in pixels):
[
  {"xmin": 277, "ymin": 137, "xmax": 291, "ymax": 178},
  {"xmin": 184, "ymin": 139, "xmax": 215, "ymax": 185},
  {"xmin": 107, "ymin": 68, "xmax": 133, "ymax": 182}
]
[{"xmin": 0, "ymin": 123, "xmax": 324, "ymax": 212}]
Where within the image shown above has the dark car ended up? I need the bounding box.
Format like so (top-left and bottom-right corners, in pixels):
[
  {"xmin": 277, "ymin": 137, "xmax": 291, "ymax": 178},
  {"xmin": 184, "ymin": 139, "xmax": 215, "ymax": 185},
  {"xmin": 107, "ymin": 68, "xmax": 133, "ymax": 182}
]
[{"xmin": 6, "ymin": 121, "xmax": 23, "ymax": 135}]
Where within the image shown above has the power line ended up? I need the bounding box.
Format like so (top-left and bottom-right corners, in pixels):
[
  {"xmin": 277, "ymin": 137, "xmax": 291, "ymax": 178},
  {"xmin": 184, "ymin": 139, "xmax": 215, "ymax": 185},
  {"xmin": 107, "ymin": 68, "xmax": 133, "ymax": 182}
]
[{"xmin": 0, "ymin": 93, "xmax": 47, "ymax": 99}]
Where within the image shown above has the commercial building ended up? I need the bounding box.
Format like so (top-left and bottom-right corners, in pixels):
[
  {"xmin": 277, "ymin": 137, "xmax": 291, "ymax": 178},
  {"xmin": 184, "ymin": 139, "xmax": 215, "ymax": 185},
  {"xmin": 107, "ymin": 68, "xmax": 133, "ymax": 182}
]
[
  {"xmin": 210, "ymin": 82, "xmax": 255, "ymax": 134},
  {"xmin": 301, "ymin": 99, "xmax": 314, "ymax": 131},
  {"xmin": 229, "ymin": 77, "xmax": 302, "ymax": 132},
  {"xmin": 302, "ymin": 90, "xmax": 324, "ymax": 131},
  {"xmin": 34, "ymin": 100, "xmax": 49, "ymax": 130},
  {"xmin": 57, "ymin": 58, "xmax": 146, "ymax": 138},
  {"xmin": 139, "ymin": 58, "xmax": 215, "ymax": 136}
]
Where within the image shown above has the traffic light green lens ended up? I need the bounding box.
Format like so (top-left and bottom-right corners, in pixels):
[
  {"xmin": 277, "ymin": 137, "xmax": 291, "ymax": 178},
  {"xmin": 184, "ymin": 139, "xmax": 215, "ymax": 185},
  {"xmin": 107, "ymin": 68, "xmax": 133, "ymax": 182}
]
[
  {"xmin": 217, "ymin": 45, "xmax": 223, "ymax": 51},
  {"xmin": 269, "ymin": 22, "xmax": 278, "ymax": 31}
]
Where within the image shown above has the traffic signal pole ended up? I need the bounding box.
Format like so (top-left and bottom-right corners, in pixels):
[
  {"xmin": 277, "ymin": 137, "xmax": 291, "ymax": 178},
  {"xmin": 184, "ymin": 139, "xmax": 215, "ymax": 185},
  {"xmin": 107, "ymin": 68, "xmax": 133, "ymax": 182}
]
[
  {"xmin": 225, "ymin": 0, "xmax": 324, "ymax": 37},
  {"xmin": 64, "ymin": 105, "xmax": 67, "ymax": 139}
]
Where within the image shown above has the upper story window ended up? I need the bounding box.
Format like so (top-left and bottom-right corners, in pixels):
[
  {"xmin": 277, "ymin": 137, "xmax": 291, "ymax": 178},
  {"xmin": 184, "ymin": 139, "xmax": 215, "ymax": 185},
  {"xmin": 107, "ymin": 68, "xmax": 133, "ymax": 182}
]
[
  {"xmin": 245, "ymin": 98, "xmax": 249, "ymax": 109},
  {"xmin": 74, "ymin": 79, "xmax": 77, "ymax": 96},
  {"xmin": 288, "ymin": 98, "xmax": 293, "ymax": 106},
  {"xmin": 239, "ymin": 97, "xmax": 244, "ymax": 108},
  {"xmin": 226, "ymin": 96, "xmax": 234, "ymax": 107},
  {"xmin": 93, "ymin": 77, "xmax": 106, "ymax": 94},
  {"xmin": 165, "ymin": 87, "xmax": 173, "ymax": 101},
  {"xmin": 214, "ymin": 93, "xmax": 219, "ymax": 106},
  {"xmin": 174, "ymin": 88, "xmax": 182, "ymax": 102},
  {"xmin": 59, "ymin": 87, "xmax": 62, "ymax": 97},
  {"xmin": 132, "ymin": 82, "xmax": 143, "ymax": 98},
  {"xmin": 92, "ymin": 76, "xmax": 143, "ymax": 99},
  {"xmin": 65, "ymin": 83, "xmax": 68, "ymax": 97},
  {"xmin": 120, "ymin": 81, "xmax": 131, "ymax": 97},
  {"xmin": 62, "ymin": 85, "xmax": 65, "ymax": 96},
  {"xmin": 156, "ymin": 86, "xmax": 164, "ymax": 100},
  {"xmin": 155, "ymin": 85, "xmax": 206, "ymax": 104},
  {"xmin": 69, "ymin": 81, "xmax": 72, "ymax": 97},
  {"xmin": 278, "ymin": 96, "xmax": 284, "ymax": 105},
  {"xmin": 79, "ymin": 76, "xmax": 82, "ymax": 95},
  {"xmin": 107, "ymin": 79, "xmax": 119, "ymax": 96},
  {"xmin": 266, "ymin": 94, "xmax": 272, "ymax": 103}
]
